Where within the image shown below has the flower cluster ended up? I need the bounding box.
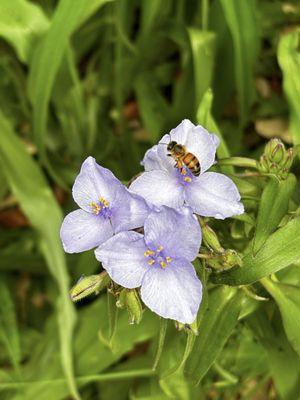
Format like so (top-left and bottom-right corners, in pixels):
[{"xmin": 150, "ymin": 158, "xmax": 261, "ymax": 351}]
[{"xmin": 60, "ymin": 120, "xmax": 244, "ymax": 324}]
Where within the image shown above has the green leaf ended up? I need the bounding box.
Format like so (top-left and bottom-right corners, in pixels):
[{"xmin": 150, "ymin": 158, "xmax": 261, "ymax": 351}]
[
  {"xmin": 248, "ymin": 309, "xmax": 300, "ymax": 400},
  {"xmin": 0, "ymin": 0, "xmax": 49, "ymax": 63},
  {"xmin": 196, "ymin": 88, "xmax": 233, "ymax": 174},
  {"xmin": 219, "ymin": 0, "xmax": 259, "ymax": 126},
  {"xmin": 135, "ymin": 73, "xmax": 170, "ymax": 142},
  {"xmin": 0, "ymin": 278, "xmax": 21, "ymax": 375},
  {"xmin": 261, "ymin": 278, "xmax": 300, "ymax": 358},
  {"xmin": 253, "ymin": 174, "xmax": 296, "ymax": 254},
  {"xmin": 187, "ymin": 28, "xmax": 216, "ymax": 108},
  {"xmin": 212, "ymin": 217, "xmax": 300, "ymax": 286},
  {"xmin": 278, "ymin": 28, "xmax": 300, "ymax": 146},
  {"xmin": 0, "ymin": 110, "xmax": 79, "ymax": 400},
  {"xmin": 184, "ymin": 286, "xmax": 243, "ymax": 384},
  {"xmin": 28, "ymin": 0, "xmax": 87, "ymax": 171}
]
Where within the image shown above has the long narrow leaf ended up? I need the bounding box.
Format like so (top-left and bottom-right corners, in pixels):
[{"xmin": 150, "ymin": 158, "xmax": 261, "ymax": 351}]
[{"xmin": 0, "ymin": 110, "xmax": 78, "ymax": 399}]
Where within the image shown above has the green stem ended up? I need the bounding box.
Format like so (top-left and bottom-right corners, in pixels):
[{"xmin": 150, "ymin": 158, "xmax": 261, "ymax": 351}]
[
  {"xmin": 201, "ymin": 0, "xmax": 209, "ymax": 31},
  {"xmin": 213, "ymin": 362, "xmax": 238, "ymax": 385},
  {"xmin": 0, "ymin": 369, "xmax": 156, "ymax": 390},
  {"xmin": 152, "ymin": 318, "xmax": 168, "ymax": 370},
  {"xmin": 217, "ymin": 157, "xmax": 259, "ymax": 169}
]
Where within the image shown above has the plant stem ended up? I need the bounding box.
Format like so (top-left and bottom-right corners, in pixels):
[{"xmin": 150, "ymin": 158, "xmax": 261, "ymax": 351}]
[
  {"xmin": 201, "ymin": 0, "xmax": 209, "ymax": 31},
  {"xmin": 217, "ymin": 157, "xmax": 259, "ymax": 169},
  {"xmin": 0, "ymin": 369, "xmax": 156, "ymax": 390},
  {"xmin": 152, "ymin": 318, "xmax": 168, "ymax": 370}
]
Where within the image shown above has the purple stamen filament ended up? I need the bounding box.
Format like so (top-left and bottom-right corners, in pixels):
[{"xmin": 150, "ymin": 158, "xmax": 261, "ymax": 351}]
[
  {"xmin": 144, "ymin": 245, "xmax": 172, "ymax": 269},
  {"xmin": 89, "ymin": 197, "xmax": 111, "ymax": 218}
]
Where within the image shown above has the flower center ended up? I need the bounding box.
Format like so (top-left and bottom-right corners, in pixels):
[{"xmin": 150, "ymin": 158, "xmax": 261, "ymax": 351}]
[
  {"xmin": 89, "ymin": 197, "xmax": 112, "ymax": 219},
  {"xmin": 144, "ymin": 245, "xmax": 172, "ymax": 269},
  {"xmin": 175, "ymin": 165, "xmax": 194, "ymax": 185}
]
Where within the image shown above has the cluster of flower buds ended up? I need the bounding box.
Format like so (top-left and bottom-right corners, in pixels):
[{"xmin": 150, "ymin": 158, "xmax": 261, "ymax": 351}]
[
  {"xmin": 259, "ymin": 138, "xmax": 293, "ymax": 179},
  {"xmin": 199, "ymin": 219, "xmax": 242, "ymax": 271}
]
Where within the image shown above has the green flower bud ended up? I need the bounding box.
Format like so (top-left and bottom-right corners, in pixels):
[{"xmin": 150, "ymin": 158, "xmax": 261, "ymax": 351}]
[
  {"xmin": 265, "ymin": 138, "xmax": 285, "ymax": 163},
  {"xmin": 116, "ymin": 288, "xmax": 127, "ymax": 308},
  {"xmin": 259, "ymin": 139, "xmax": 293, "ymax": 179},
  {"xmin": 125, "ymin": 289, "xmax": 143, "ymax": 324},
  {"xmin": 200, "ymin": 219, "xmax": 224, "ymax": 253},
  {"xmin": 282, "ymin": 147, "xmax": 294, "ymax": 170},
  {"xmin": 222, "ymin": 249, "xmax": 242, "ymax": 269},
  {"xmin": 70, "ymin": 272, "xmax": 110, "ymax": 302}
]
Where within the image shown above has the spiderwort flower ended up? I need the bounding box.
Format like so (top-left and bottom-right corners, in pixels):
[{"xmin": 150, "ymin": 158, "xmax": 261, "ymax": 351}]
[
  {"xmin": 130, "ymin": 119, "xmax": 244, "ymax": 219},
  {"xmin": 95, "ymin": 206, "xmax": 202, "ymax": 324},
  {"xmin": 60, "ymin": 157, "xmax": 149, "ymax": 253}
]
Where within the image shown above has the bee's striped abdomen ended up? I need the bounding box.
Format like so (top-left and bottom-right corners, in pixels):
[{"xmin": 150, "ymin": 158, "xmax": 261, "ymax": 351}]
[{"xmin": 182, "ymin": 153, "xmax": 200, "ymax": 176}]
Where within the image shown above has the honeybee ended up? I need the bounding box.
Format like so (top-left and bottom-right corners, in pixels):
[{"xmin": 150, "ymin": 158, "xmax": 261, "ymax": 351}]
[{"xmin": 166, "ymin": 141, "xmax": 200, "ymax": 176}]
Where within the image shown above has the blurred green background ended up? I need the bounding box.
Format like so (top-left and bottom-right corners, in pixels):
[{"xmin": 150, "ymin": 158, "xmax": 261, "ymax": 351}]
[{"xmin": 0, "ymin": 0, "xmax": 300, "ymax": 399}]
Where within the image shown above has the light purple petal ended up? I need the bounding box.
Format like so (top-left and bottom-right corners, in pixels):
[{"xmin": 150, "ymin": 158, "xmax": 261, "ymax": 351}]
[
  {"xmin": 160, "ymin": 119, "xmax": 195, "ymax": 145},
  {"xmin": 95, "ymin": 231, "xmax": 147, "ymax": 289},
  {"xmin": 142, "ymin": 144, "xmax": 176, "ymax": 174},
  {"xmin": 141, "ymin": 258, "xmax": 202, "ymax": 324},
  {"xmin": 144, "ymin": 206, "xmax": 201, "ymax": 261},
  {"xmin": 129, "ymin": 170, "xmax": 184, "ymax": 209},
  {"xmin": 60, "ymin": 209, "xmax": 113, "ymax": 253},
  {"xmin": 184, "ymin": 172, "xmax": 244, "ymax": 219},
  {"xmin": 72, "ymin": 157, "xmax": 123, "ymax": 212},
  {"xmin": 111, "ymin": 189, "xmax": 150, "ymax": 233}
]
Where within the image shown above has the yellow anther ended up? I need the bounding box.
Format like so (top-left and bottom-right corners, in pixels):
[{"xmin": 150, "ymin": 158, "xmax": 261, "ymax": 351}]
[
  {"xmin": 157, "ymin": 245, "xmax": 164, "ymax": 252},
  {"xmin": 148, "ymin": 259, "xmax": 155, "ymax": 266},
  {"xmin": 181, "ymin": 169, "xmax": 187, "ymax": 175},
  {"xmin": 166, "ymin": 257, "xmax": 172, "ymax": 263},
  {"xmin": 90, "ymin": 202, "xmax": 101, "ymax": 215},
  {"xmin": 184, "ymin": 177, "xmax": 192, "ymax": 182},
  {"xmin": 160, "ymin": 261, "xmax": 167, "ymax": 268},
  {"xmin": 144, "ymin": 250, "xmax": 155, "ymax": 257},
  {"xmin": 99, "ymin": 197, "xmax": 109, "ymax": 208}
]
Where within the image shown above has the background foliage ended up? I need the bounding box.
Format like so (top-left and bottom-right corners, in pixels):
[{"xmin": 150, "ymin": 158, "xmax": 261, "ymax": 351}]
[{"xmin": 0, "ymin": 0, "xmax": 300, "ymax": 399}]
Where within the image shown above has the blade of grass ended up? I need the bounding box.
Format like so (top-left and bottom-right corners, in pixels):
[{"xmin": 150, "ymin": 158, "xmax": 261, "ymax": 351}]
[
  {"xmin": 0, "ymin": 110, "xmax": 79, "ymax": 400},
  {"xmin": 220, "ymin": 0, "xmax": 259, "ymax": 127},
  {"xmin": 0, "ymin": 278, "xmax": 21, "ymax": 378}
]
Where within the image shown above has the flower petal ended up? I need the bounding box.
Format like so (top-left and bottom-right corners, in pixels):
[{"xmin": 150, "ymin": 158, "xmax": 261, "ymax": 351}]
[
  {"xmin": 142, "ymin": 144, "xmax": 175, "ymax": 174},
  {"xmin": 95, "ymin": 231, "xmax": 147, "ymax": 289},
  {"xmin": 144, "ymin": 206, "xmax": 201, "ymax": 261},
  {"xmin": 141, "ymin": 258, "xmax": 202, "ymax": 324},
  {"xmin": 184, "ymin": 172, "xmax": 244, "ymax": 219},
  {"xmin": 60, "ymin": 209, "xmax": 113, "ymax": 253},
  {"xmin": 111, "ymin": 189, "xmax": 150, "ymax": 233},
  {"xmin": 72, "ymin": 157, "xmax": 123, "ymax": 212},
  {"xmin": 160, "ymin": 119, "xmax": 195, "ymax": 145},
  {"xmin": 129, "ymin": 170, "xmax": 184, "ymax": 209}
]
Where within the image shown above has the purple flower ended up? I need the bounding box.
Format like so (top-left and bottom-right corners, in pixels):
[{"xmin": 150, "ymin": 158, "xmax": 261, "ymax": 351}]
[
  {"xmin": 129, "ymin": 119, "xmax": 244, "ymax": 219},
  {"xmin": 95, "ymin": 206, "xmax": 202, "ymax": 324},
  {"xmin": 60, "ymin": 157, "xmax": 149, "ymax": 253}
]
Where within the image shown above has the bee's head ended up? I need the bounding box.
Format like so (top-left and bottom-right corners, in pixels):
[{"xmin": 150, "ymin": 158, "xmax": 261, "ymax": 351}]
[
  {"xmin": 167, "ymin": 141, "xmax": 177, "ymax": 151},
  {"xmin": 167, "ymin": 141, "xmax": 185, "ymax": 155}
]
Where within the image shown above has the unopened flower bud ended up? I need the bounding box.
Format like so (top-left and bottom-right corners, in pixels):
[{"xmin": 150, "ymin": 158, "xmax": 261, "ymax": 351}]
[
  {"xmin": 282, "ymin": 147, "xmax": 294, "ymax": 170},
  {"xmin": 70, "ymin": 272, "xmax": 110, "ymax": 302},
  {"xmin": 265, "ymin": 138, "xmax": 285, "ymax": 163},
  {"xmin": 222, "ymin": 249, "xmax": 242, "ymax": 269},
  {"xmin": 116, "ymin": 289, "xmax": 127, "ymax": 308},
  {"xmin": 125, "ymin": 289, "xmax": 143, "ymax": 324},
  {"xmin": 200, "ymin": 220, "xmax": 224, "ymax": 253}
]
